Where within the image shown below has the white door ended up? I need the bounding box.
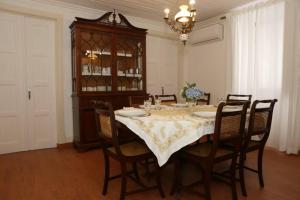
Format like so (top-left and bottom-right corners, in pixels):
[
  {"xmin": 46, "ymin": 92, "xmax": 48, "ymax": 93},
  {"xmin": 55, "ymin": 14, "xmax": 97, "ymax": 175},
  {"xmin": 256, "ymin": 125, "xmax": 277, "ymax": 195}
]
[
  {"xmin": 0, "ymin": 11, "xmax": 57, "ymax": 154},
  {"xmin": 24, "ymin": 16, "xmax": 57, "ymax": 151},
  {"xmin": 0, "ymin": 11, "xmax": 26, "ymax": 154}
]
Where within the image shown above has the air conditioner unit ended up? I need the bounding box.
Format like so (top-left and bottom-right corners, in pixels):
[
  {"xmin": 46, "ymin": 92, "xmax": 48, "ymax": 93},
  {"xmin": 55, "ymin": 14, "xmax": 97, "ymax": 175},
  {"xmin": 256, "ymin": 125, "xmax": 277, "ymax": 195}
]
[{"xmin": 189, "ymin": 23, "xmax": 224, "ymax": 46}]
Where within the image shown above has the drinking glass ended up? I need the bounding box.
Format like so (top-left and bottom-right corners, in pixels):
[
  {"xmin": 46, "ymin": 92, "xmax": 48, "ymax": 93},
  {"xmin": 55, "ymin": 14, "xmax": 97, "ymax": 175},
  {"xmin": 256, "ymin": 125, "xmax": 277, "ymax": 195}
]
[
  {"xmin": 155, "ymin": 98, "xmax": 161, "ymax": 106},
  {"xmin": 144, "ymin": 100, "xmax": 152, "ymax": 110}
]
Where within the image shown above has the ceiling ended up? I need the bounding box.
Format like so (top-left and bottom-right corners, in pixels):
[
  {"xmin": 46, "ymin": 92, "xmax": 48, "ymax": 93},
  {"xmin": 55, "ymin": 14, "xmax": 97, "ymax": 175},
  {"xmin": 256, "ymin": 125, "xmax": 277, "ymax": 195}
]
[{"xmin": 55, "ymin": 0, "xmax": 256, "ymax": 21}]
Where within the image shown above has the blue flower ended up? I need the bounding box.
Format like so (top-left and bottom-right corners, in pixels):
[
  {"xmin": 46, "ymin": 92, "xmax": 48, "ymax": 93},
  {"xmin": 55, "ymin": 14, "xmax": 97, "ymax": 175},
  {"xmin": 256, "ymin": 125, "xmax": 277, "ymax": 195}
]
[
  {"xmin": 181, "ymin": 82, "xmax": 204, "ymax": 100},
  {"xmin": 185, "ymin": 87, "xmax": 203, "ymax": 99}
]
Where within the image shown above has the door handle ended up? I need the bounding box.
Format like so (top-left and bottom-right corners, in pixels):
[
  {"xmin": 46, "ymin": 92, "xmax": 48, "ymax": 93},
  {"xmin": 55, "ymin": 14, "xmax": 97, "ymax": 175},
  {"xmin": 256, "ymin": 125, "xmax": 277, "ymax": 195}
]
[{"xmin": 28, "ymin": 89, "xmax": 31, "ymax": 100}]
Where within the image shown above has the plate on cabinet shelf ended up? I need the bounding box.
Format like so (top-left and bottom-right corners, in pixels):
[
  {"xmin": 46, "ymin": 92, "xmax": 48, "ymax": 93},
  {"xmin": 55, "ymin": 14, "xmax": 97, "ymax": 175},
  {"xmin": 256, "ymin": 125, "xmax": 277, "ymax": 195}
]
[
  {"xmin": 101, "ymin": 73, "xmax": 112, "ymax": 76},
  {"xmin": 117, "ymin": 87, "xmax": 126, "ymax": 91},
  {"xmin": 82, "ymin": 72, "xmax": 91, "ymax": 76},
  {"xmin": 117, "ymin": 74, "xmax": 142, "ymax": 78},
  {"xmin": 96, "ymin": 86, "xmax": 111, "ymax": 91},
  {"xmin": 81, "ymin": 73, "xmax": 112, "ymax": 77},
  {"xmin": 86, "ymin": 87, "xmax": 97, "ymax": 91},
  {"xmin": 117, "ymin": 52, "xmax": 132, "ymax": 57},
  {"xmin": 86, "ymin": 50, "xmax": 111, "ymax": 56},
  {"xmin": 117, "ymin": 72, "xmax": 125, "ymax": 76}
]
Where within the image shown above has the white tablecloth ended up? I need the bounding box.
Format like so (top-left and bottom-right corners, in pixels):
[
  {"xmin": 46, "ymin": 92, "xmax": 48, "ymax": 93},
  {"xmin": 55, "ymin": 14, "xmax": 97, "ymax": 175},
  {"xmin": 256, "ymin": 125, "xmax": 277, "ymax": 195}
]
[{"xmin": 115, "ymin": 106, "xmax": 216, "ymax": 166}]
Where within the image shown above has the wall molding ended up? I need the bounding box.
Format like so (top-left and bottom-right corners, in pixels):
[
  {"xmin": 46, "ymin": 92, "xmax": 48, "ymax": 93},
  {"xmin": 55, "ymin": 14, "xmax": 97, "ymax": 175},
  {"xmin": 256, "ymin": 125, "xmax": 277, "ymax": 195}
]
[
  {"xmin": 33, "ymin": 0, "xmax": 105, "ymax": 15},
  {"xmin": 33, "ymin": 0, "xmax": 178, "ymax": 41},
  {"xmin": 148, "ymin": 30, "xmax": 178, "ymax": 40}
]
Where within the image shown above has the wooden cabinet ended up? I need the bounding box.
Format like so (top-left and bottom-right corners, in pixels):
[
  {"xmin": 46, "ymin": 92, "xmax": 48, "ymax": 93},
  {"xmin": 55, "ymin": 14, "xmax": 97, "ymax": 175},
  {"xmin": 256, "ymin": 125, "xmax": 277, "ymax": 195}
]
[{"xmin": 70, "ymin": 11, "xmax": 147, "ymax": 150}]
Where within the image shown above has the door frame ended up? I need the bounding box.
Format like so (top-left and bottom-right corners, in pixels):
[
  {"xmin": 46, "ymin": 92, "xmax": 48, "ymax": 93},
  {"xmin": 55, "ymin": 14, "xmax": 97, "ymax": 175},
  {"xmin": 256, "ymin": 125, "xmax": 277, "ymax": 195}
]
[{"xmin": 0, "ymin": 3, "xmax": 65, "ymax": 145}]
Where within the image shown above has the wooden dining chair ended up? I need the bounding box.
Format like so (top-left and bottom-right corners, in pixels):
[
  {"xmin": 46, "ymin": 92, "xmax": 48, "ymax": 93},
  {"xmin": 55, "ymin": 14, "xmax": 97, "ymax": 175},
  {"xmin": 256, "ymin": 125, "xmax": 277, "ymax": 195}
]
[
  {"xmin": 226, "ymin": 94, "xmax": 252, "ymax": 105},
  {"xmin": 238, "ymin": 99, "xmax": 277, "ymax": 196},
  {"xmin": 197, "ymin": 92, "xmax": 211, "ymax": 105},
  {"xmin": 94, "ymin": 101, "xmax": 165, "ymax": 200},
  {"xmin": 172, "ymin": 101, "xmax": 248, "ymax": 200},
  {"xmin": 155, "ymin": 94, "xmax": 177, "ymax": 105},
  {"xmin": 129, "ymin": 94, "xmax": 154, "ymax": 107}
]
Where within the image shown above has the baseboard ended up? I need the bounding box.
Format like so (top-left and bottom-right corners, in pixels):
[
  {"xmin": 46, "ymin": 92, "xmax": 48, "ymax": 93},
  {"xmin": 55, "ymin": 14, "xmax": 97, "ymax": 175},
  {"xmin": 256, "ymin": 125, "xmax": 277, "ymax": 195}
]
[{"xmin": 57, "ymin": 142, "xmax": 73, "ymax": 149}]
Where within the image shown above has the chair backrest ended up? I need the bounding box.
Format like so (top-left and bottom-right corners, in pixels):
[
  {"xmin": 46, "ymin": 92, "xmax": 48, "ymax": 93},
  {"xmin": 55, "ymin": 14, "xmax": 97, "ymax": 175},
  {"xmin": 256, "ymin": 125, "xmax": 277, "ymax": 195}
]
[
  {"xmin": 93, "ymin": 101, "xmax": 123, "ymax": 155},
  {"xmin": 155, "ymin": 94, "xmax": 177, "ymax": 105},
  {"xmin": 129, "ymin": 94, "xmax": 154, "ymax": 107},
  {"xmin": 226, "ymin": 94, "xmax": 252, "ymax": 103},
  {"xmin": 244, "ymin": 99, "xmax": 278, "ymax": 147},
  {"xmin": 209, "ymin": 101, "xmax": 248, "ymax": 158},
  {"xmin": 226, "ymin": 94, "xmax": 252, "ymax": 108},
  {"xmin": 197, "ymin": 92, "xmax": 211, "ymax": 105}
]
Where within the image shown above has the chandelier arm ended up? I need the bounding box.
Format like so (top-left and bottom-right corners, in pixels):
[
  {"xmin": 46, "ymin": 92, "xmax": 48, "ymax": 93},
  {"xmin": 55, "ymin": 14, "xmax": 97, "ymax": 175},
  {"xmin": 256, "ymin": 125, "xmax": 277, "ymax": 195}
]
[{"xmin": 164, "ymin": 19, "xmax": 182, "ymax": 33}]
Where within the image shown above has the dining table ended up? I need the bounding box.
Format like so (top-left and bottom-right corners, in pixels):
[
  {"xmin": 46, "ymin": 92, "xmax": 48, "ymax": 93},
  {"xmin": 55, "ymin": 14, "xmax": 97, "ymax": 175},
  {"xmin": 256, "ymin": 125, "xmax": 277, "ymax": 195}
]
[{"xmin": 115, "ymin": 104, "xmax": 218, "ymax": 166}]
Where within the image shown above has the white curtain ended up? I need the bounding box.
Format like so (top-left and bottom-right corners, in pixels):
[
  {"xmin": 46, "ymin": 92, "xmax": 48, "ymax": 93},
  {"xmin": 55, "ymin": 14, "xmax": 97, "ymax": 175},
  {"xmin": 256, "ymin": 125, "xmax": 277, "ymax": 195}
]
[{"xmin": 229, "ymin": 0, "xmax": 300, "ymax": 154}]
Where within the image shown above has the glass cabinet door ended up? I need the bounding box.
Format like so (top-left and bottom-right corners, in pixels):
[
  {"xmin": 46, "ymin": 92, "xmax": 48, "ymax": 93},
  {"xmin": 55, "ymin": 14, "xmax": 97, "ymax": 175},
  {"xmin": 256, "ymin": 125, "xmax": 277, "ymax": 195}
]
[
  {"xmin": 80, "ymin": 31, "xmax": 112, "ymax": 92},
  {"xmin": 116, "ymin": 36, "xmax": 144, "ymax": 92}
]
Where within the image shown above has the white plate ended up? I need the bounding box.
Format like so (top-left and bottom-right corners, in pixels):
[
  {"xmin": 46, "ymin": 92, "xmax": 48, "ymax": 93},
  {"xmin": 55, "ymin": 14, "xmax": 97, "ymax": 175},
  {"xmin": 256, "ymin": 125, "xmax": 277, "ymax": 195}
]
[
  {"xmin": 193, "ymin": 111, "xmax": 216, "ymax": 118},
  {"xmin": 171, "ymin": 103, "xmax": 188, "ymax": 107},
  {"xmin": 139, "ymin": 105, "xmax": 167, "ymax": 109},
  {"xmin": 139, "ymin": 105, "xmax": 154, "ymax": 109},
  {"xmin": 115, "ymin": 109, "xmax": 148, "ymax": 117}
]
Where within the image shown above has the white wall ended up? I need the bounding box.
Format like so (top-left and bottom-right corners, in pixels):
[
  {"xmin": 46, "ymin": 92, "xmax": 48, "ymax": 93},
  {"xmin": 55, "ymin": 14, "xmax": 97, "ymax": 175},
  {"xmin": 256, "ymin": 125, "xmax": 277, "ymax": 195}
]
[
  {"xmin": 183, "ymin": 19, "xmax": 229, "ymax": 104},
  {"xmin": 147, "ymin": 35, "xmax": 179, "ymax": 96},
  {"xmin": 0, "ymin": 0, "xmax": 180, "ymax": 143}
]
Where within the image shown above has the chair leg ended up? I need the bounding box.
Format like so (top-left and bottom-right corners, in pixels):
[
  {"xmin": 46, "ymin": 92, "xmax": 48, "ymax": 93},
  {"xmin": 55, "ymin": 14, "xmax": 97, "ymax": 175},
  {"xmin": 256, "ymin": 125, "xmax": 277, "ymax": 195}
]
[
  {"xmin": 120, "ymin": 162, "xmax": 128, "ymax": 200},
  {"xmin": 243, "ymin": 154, "xmax": 247, "ymax": 161},
  {"xmin": 206, "ymin": 135, "xmax": 211, "ymax": 142},
  {"xmin": 102, "ymin": 151, "xmax": 110, "ymax": 195},
  {"xmin": 145, "ymin": 158, "xmax": 151, "ymax": 178},
  {"xmin": 155, "ymin": 162, "xmax": 165, "ymax": 198},
  {"xmin": 230, "ymin": 156, "xmax": 238, "ymax": 200},
  {"xmin": 258, "ymin": 148, "xmax": 265, "ymax": 188},
  {"xmin": 202, "ymin": 169, "xmax": 212, "ymax": 200},
  {"xmin": 239, "ymin": 153, "xmax": 247, "ymax": 196},
  {"xmin": 132, "ymin": 162, "xmax": 140, "ymax": 181},
  {"xmin": 170, "ymin": 157, "xmax": 181, "ymax": 195}
]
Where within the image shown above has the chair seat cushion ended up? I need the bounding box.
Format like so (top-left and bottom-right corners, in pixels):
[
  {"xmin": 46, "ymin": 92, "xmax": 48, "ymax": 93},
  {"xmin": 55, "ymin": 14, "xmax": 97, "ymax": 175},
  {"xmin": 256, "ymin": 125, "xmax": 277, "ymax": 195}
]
[
  {"xmin": 108, "ymin": 141, "xmax": 150, "ymax": 157},
  {"xmin": 185, "ymin": 142, "xmax": 234, "ymax": 158},
  {"xmin": 245, "ymin": 140, "xmax": 261, "ymax": 151},
  {"xmin": 248, "ymin": 140, "xmax": 260, "ymax": 147}
]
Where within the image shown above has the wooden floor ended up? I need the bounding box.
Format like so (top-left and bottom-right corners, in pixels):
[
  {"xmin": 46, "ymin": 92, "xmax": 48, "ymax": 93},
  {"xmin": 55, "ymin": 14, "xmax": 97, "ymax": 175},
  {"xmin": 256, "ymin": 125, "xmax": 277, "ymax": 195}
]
[{"xmin": 0, "ymin": 147, "xmax": 299, "ymax": 200}]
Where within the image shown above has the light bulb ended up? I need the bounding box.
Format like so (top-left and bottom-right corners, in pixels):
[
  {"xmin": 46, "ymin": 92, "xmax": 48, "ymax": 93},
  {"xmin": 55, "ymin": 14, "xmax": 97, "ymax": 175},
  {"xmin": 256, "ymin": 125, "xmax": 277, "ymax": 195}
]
[
  {"xmin": 189, "ymin": 0, "xmax": 196, "ymax": 5},
  {"xmin": 164, "ymin": 8, "xmax": 170, "ymax": 18},
  {"xmin": 189, "ymin": 0, "xmax": 196, "ymax": 10}
]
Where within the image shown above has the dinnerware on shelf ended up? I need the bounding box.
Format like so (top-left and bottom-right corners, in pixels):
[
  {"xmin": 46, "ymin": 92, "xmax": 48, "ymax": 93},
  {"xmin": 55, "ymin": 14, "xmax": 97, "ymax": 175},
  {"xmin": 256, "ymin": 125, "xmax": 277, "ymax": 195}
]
[
  {"xmin": 87, "ymin": 87, "xmax": 96, "ymax": 91},
  {"xmin": 96, "ymin": 86, "xmax": 106, "ymax": 91}
]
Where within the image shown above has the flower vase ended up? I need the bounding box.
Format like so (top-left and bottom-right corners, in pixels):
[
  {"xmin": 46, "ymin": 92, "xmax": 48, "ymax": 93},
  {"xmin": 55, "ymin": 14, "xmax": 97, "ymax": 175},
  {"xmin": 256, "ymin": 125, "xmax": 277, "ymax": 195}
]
[{"xmin": 186, "ymin": 99, "xmax": 197, "ymax": 107}]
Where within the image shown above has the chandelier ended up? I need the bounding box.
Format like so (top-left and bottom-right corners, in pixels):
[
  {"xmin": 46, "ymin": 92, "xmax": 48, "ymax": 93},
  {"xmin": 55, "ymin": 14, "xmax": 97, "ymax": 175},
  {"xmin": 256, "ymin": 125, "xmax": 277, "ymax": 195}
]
[{"xmin": 164, "ymin": 0, "xmax": 196, "ymax": 45}]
